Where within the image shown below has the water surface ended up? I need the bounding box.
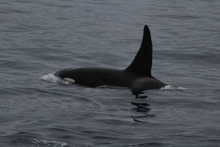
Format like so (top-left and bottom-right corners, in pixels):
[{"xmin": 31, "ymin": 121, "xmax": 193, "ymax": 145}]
[{"xmin": 0, "ymin": 0, "xmax": 220, "ymax": 146}]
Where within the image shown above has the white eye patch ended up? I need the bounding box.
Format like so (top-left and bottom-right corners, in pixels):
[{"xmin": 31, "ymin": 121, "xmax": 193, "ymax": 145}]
[{"xmin": 64, "ymin": 78, "xmax": 75, "ymax": 83}]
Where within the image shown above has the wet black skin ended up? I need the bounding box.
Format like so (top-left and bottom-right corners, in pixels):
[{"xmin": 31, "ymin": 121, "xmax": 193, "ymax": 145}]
[
  {"xmin": 57, "ymin": 25, "xmax": 167, "ymax": 90},
  {"xmin": 57, "ymin": 68, "xmax": 165, "ymax": 89}
]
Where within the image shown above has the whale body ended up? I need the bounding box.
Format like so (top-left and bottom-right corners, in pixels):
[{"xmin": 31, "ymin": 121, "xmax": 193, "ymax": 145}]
[{"xmin": 56, "ymin": 25, "xmax": 166, "ymax": 90}]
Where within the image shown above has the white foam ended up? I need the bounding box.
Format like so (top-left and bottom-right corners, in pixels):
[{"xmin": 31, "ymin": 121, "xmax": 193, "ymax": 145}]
[
  {"xmin": 160, "ymin": 85, "xmax": 187, "ymax": 91},
  {"xmin": 40, "ymin": 73, "xmax": 73, "ymax": 85},
  {"xmin": 176, "ymin": 87, "xmax": 188, "ymax": 91},
  {"xmin": 31, "ymin": 138, "xmax": 69, "ymax": 147},
  {"xmin": 160, "ymin": 85, "xmax": 175, "ymax": 90},
  {"xmin": 40, "ymin": 73, "xmax": 59, "ymax": 83}
]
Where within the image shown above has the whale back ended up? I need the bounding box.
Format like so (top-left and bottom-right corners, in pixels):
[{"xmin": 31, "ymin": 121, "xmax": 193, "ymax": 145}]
[{"xmin": 125, "ymin": 25, "xmax": 152, "ymax": 77}]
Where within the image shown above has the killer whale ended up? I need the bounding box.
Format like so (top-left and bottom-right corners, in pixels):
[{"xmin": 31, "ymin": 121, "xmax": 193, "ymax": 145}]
[{"xmin": 56, "ymin": 25, "xmax": 166, "ymax": 90}]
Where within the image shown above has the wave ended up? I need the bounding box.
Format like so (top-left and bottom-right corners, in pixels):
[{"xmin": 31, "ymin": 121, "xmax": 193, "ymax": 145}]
[
  {"xmin": 160, "ymin": 85, "xmax": 188, "ymax": 91},
  {"xmin": 40, "ymin": 73, "xmax": 73, "ymax": 86}
]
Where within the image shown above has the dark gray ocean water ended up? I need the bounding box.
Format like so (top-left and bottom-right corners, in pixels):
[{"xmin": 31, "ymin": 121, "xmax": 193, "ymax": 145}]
[{"xmin": 1, "ymin": 0, "xmax": 220, "ymax": 147}]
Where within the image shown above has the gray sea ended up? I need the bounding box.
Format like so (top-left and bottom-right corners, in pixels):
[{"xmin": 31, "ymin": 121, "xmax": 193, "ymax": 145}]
[{"xmin": 0, "ymin": 0, "xmax": 220, "ymax": 147}]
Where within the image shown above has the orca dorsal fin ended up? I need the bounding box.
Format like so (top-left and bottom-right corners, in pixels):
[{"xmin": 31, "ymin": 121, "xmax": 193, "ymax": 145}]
[{"xmin": 125, "ymin": 25, "xmax": 152, "ymax": 76}]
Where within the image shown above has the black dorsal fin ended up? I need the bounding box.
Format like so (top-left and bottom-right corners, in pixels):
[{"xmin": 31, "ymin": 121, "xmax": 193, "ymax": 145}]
[{"xmin": 125, "ymin": 25, "xmax": 152, "ymax": 76}]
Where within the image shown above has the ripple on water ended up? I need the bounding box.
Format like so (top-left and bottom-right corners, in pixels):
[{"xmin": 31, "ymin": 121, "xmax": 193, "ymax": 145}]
[{"xmin": 1, "ymin": 132, "xmax": 71, "ymax": 147}]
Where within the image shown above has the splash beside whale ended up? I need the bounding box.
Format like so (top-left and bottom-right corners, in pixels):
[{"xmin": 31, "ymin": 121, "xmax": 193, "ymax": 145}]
[{"xmin": 55, "ymin": 25, "xmax": 166, "ymax": 90}]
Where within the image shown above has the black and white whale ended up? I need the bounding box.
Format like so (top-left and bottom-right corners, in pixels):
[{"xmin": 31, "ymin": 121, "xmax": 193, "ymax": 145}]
[{"xmin": 56, "ymin": 25, "xmax": 166, "ymax": 90}]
